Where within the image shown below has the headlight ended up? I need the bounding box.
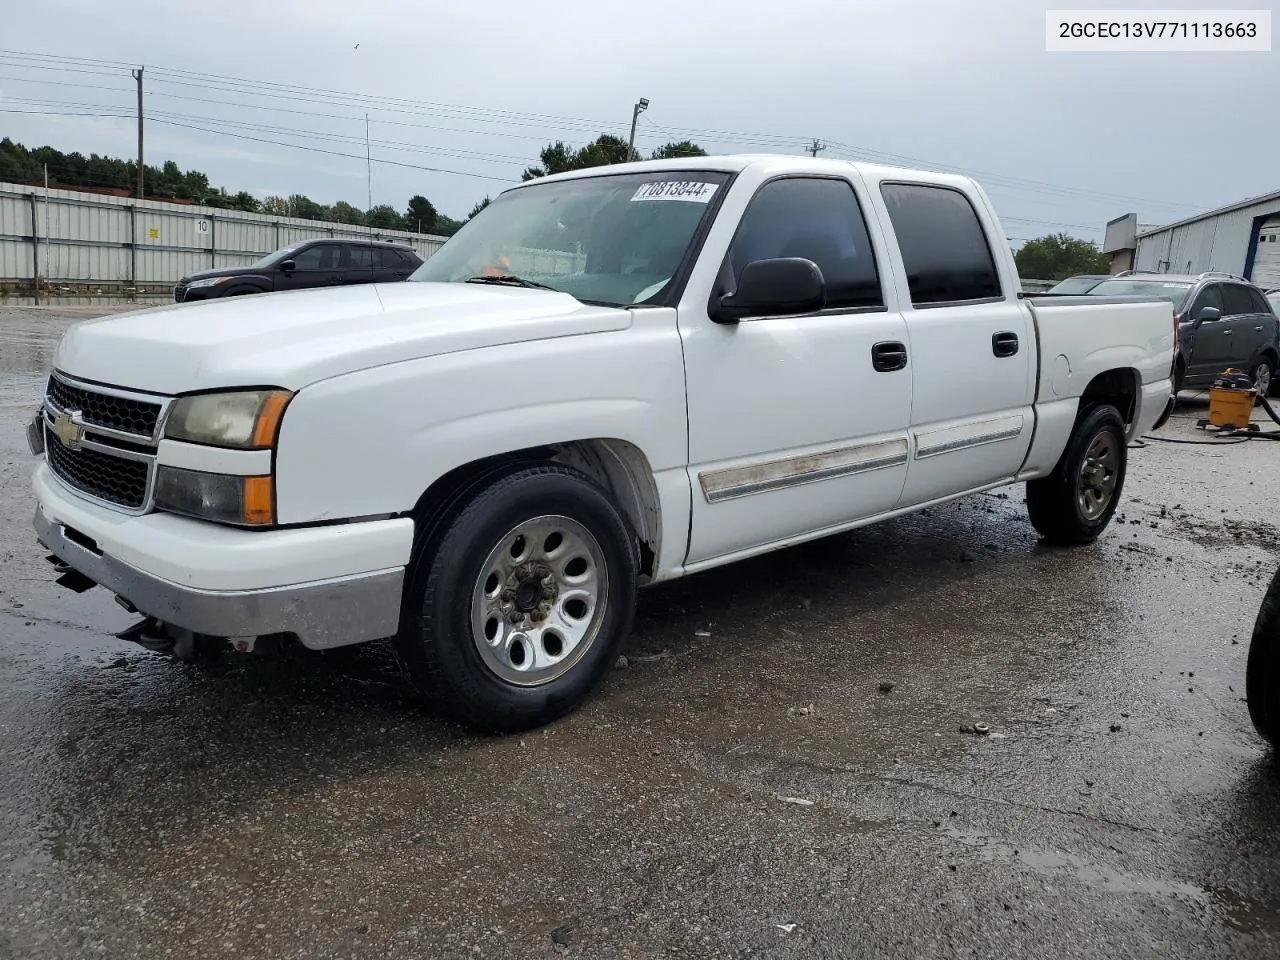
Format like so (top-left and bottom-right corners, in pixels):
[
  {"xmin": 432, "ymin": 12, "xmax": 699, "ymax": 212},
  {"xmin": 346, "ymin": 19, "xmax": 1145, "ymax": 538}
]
[
  {"xmin": 155, "ymin": 466, "xmax": 274, "ymax": 526},
  {"xmin": 164, "ymin": 390, "xmax": 292, "ymax": 449},
  {"xmin": 186, "ymin": 276, "xmax": 232, "ymax": 289}
]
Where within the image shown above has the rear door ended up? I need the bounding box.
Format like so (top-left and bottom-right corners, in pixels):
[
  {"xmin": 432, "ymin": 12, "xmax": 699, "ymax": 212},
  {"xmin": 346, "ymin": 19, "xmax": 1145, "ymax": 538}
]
[
  {"xmin": 1220, "ymin": 283, "xmax": 1264, "ymax": 366},
  {"xmin": 341, "ymin": 243, "xmax": 379, "ymax": 285},
  {"xmin": 873, "ymin": 180, "xmax": 1035, "ymax": 508}
]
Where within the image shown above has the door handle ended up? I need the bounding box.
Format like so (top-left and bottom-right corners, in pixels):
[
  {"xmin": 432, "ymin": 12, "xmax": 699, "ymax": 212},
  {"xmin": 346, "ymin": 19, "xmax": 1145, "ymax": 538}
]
[
  {"xmin": 1222, "ymin": 329, "xmax": 1233, "ymax": 336},
  {"xmin": 871, "ymin": 341, "xmax": 908, "ymax": 373},
  {"xmin": 1256, "ymin": 325, "xmax": 1265, "ymax": 332},
  {"xmin": 992, "ymin": 331, "xmax": 1019, "ymax": 357}
]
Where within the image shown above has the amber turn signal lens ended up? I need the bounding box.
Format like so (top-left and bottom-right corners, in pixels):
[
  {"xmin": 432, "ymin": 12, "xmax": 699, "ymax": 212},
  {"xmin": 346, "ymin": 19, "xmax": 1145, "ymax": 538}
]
[
  {"xmin": 242, "ymin": 475, "xmax": 275, "ymax": 525},
  {"xmin": 251, "ymin": 391, "xmax": 292, "ymax": 449}
]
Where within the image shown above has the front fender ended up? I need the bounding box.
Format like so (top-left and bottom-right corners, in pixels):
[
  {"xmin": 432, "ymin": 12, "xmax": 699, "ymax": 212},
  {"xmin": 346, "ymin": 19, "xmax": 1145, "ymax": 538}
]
[{"xmin": 271, "ymin": 328, "xmax": 689, "ymax": 526}]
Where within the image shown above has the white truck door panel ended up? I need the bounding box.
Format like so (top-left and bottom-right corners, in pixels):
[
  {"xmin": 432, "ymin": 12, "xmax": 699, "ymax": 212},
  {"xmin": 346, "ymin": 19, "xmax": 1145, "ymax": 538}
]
[
  {"xmin": 678, "ymin": 174, "xmax": 912, "ymax": 566},
  {"xmin": 872, "ymin": 181, "xmax": 1035, "ymax": 507}
]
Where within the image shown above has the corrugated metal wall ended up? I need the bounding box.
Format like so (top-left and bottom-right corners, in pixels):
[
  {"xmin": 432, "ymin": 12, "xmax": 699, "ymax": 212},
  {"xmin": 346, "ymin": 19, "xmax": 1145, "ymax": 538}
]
[
  {"xmin": 0, "ymin": 182, "xmax": 450, "ymax": 287},
  {"xmin": 1134, "ymin": 198, "xmax": 1280, "ymax": 277}
]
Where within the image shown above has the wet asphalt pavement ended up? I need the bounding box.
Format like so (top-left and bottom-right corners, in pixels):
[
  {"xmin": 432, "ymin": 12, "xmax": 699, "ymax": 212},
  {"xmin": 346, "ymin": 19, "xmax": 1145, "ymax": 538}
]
[{"xmin": 2, "ymin": 305, "xmax": 1279, "ymax": 959}]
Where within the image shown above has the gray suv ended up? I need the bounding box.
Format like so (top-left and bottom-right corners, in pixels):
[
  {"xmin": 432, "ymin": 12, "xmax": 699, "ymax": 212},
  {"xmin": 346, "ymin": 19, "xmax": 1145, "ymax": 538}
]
[{"xmin": 1087, "ymin": 271, "xmax": 1280, "ymax": 396}]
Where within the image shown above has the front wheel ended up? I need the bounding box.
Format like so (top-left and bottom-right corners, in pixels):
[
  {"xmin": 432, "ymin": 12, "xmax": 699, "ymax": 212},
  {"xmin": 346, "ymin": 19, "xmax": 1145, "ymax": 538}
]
[
  {"xmin": 1026, "ymin": 404, "xmax": 1128, "ymax": 546},
  {"xmin": 1247, "ymin": 566, "xmax": 1280, "ymax": 747},
  {"xmin": 395, "ymin": 464, "xmax": 639, "ymax": 733},
  {"xmin": 1252, "ymin": 356, "xmax": 1275, "ymax": 398}
]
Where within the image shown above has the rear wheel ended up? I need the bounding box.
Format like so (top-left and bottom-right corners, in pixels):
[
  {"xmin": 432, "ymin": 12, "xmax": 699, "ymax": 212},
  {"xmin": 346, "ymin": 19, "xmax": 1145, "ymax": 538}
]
[
  {"xmin": 1247, "ymin": 565, "xmax": 1280, "ymax": 746},
  {"xmin": 1026, "ymin": 404, "xmax": 1127, "ymax": 545},
  {"xmin": 1252, "ymin": 356, "xmax": 1275, "ymax": 398},
  {"xmin": 395, "ymin": 464, "xmax": 639, "ymax": 733}
]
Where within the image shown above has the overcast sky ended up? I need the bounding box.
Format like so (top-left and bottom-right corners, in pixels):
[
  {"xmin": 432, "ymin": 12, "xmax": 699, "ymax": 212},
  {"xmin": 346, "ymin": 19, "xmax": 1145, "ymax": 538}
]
[{"xmin": 1, "ymin": 0, "xmax": 1275, "ymax": 244}]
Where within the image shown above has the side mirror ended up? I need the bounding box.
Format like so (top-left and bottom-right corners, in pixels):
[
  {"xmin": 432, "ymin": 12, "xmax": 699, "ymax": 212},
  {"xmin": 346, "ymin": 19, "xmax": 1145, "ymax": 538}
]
[
  {"xmin": 279, "ymin": 259, "xmax": 296, "ymax": 273},
  {"xmin": 712, "ymin": 257, "xmax": 826, "ymax": 323},
  {"xmin": 1195, "ymin": 305, "xmax": 1221, "ymax": 323}
]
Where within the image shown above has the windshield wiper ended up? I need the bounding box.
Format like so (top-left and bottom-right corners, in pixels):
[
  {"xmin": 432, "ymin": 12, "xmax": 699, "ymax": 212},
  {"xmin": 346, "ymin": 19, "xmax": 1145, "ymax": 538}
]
[{"xmin": 464, "ymin": 274, "xmax": 558, "ymax": 291}]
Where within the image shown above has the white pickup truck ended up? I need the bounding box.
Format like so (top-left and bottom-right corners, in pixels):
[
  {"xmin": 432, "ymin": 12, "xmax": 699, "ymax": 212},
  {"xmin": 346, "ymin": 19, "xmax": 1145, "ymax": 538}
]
[{"xmin": 27, "ymin": 155, "xmax": 1176, "ymax": 731}]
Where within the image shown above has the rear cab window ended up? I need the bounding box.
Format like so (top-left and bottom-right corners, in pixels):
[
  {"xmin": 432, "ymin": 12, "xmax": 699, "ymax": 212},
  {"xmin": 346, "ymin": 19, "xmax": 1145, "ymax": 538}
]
[{"xmin": 879, "ymin": 182, "xmax": 1002, "ymax": 306}]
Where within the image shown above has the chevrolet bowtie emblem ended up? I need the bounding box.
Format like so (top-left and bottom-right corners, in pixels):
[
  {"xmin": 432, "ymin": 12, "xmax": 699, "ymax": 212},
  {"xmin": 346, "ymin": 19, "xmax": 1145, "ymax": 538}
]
[{"xmin": 51, "ymin": 412, "xmax": 85, "ymax": 449}]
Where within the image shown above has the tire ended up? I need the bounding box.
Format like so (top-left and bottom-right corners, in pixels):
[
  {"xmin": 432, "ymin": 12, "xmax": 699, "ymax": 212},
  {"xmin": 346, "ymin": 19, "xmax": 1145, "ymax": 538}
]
[
  {"xmin": 1026, "ymin": 404, "xmax": 1127, "ymax": 546},
  {"xmin": 1252, "ymin": 355, "xmax": 1277, "ymax": 398},
  {"xmin": 395, "ymin": 464, "xmax": 639, "ymax": 733},
  {"xmin": 1247, "ymin": 565, "xmax": 1280, "ymax": 747}
]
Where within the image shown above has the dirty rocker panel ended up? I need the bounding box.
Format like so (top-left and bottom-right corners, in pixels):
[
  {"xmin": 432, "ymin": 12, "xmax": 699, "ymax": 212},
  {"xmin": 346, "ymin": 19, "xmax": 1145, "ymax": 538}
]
[
  {"xmin": 697, "ymin": 437, "xmax": 910, "ymax": 504},
  {"xmin": 912, "ymin": 414, "xmax": 1026, "ymax": 460}
]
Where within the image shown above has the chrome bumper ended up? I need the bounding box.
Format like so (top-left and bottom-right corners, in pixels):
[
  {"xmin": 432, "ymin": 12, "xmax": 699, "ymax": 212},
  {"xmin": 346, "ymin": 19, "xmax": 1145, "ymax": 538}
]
[{"xmin": 33, "ymin": 507, "xmax": 404, "ymax": 650}]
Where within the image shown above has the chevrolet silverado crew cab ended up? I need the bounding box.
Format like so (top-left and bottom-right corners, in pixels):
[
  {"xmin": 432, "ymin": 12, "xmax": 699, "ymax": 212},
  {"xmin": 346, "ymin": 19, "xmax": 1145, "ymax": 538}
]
[{"xmin": 27, "ymin": 155, "xmax": 1175, "ymax": 732}]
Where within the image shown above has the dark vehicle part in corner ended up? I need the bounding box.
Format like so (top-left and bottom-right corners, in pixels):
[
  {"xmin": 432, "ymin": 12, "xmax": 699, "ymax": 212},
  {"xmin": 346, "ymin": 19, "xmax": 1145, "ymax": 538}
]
[{"xmin": 1248, "ymin": 563, "xmax": 1280, "ymax": 747}]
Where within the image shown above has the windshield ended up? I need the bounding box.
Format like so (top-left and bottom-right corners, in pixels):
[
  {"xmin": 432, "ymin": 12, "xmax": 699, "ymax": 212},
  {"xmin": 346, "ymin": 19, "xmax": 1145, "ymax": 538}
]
[
  {"xmin": 1087, "ymin": 279, "xmax": 1193, "ymax": 311},
  {"xmin": 249, "ymin": 243, "xmax": 304, "ymax": 270},
  {"xmin": 409, "ymin": 171, "xmax": 731, "ymax": 306},
  {"xmin": 1047, "ymin": 276, "xmax": 1103, "ymax": 295}
]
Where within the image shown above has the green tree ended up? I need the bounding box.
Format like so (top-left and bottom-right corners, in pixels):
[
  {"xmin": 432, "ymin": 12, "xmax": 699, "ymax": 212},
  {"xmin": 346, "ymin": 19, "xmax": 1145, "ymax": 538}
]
[
  {"xmin": 466, "ymin": 196, "xmax": 491, "ymax": 220},
  {"xmin": 230, "ymin": 191, "xmax": 260, "ymax": 213},
  {"xmin": 1014, "ymin": 233, "xmax": 1109, "ymax": 280},
  {"xmin": 330, "ymin": 201, "xmax": 366, "ymax": 225},
  {"xmin": 522, "ymin": 135, "xmax": 707, "ymax": 181},
  {"xmin": 367, "ymin": 204, "xmax": 406, "ymax": 230},
  {"xmin": 651, "ymin": 141, "xmax": 707, "ymax": 159},
  {"xmin": 405, "ymin": 195, "xmax": 437, "ymax": 232},
  {"xmin": 262, "ymin": 195, "xmax": 289, "ymax": 216},
  {"xmin": 285, "ymin": 194, "xmax": 324, "ymax": 220}
]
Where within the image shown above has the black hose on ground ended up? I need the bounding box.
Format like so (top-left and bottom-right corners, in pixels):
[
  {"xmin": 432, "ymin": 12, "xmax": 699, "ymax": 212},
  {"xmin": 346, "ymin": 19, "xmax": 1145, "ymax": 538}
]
[{"xmin": 1141, "ymin": 390, "xmax": 1280, "ymax": 444}]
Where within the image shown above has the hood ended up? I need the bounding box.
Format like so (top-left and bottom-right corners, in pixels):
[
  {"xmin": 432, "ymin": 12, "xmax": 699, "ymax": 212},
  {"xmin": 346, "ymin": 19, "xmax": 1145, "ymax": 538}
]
[
  {"xmin": 178, "ymin": 265, "xmax": 263, "ymax": 283},
  {"xmin": 53, "ymin": 282, "xmax": 632, "ymax": 395}
]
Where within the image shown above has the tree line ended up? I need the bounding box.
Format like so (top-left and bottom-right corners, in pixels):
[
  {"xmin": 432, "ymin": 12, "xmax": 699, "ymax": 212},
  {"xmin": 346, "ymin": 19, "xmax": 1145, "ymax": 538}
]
[{"xmin": 0, "ymin": 133, "xmax": 708, "ymax": 237}]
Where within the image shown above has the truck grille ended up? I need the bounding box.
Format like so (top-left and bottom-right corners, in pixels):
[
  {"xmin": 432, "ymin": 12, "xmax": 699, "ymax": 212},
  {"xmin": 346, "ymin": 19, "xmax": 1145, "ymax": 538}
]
[
  {"xmin": 47, "ymin": 375, "xmax": 162, "ymax": 437},
  {"xmin": 44, "ymin": 423, "xmax": 150, "ymax": 508},
  {"xmin": 42, "ymin": 373, "xmax": 168, "ymax": 514}
]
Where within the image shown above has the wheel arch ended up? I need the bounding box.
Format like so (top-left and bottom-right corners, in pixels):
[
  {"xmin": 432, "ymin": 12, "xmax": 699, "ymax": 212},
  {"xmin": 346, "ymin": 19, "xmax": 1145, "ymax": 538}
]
[
  {"xmin": 407, "ymin": 438, "xmax": 663, "ymax": 582},
  {"xmin": 1076, "ymin": 367, "xmax": 1140, "ymax": 427}
]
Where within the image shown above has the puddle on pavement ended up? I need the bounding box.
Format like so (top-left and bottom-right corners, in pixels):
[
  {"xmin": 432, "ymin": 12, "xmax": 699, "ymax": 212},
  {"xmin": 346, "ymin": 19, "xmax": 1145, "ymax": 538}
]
[{"xmin": 942, "ymin": 822, "xmax": 1276, "ymax": 933}]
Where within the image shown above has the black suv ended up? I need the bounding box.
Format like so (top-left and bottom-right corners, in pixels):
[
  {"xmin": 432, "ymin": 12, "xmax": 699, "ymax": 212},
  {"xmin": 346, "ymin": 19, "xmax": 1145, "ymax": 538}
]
[
  {"xmin": 174, "ymin": 239, "xmax": 424, "ymax": 302},
  {"xmin": 1087, "ymin": 271, "xmax": 1280, "ymax": 396}
]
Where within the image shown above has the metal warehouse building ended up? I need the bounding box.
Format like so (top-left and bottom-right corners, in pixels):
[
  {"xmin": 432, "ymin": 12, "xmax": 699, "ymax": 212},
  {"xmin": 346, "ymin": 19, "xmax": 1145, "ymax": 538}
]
[{"xmin": 1126, "ymin": 189, "xmax": 1280, "ymax": 287}]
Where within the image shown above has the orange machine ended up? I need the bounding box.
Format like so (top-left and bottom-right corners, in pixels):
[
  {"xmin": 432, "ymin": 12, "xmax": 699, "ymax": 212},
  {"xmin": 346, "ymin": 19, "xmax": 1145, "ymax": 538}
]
[{"xmin": 1207, "ymin": 368, "xmax": 1257, "ymax": 430}]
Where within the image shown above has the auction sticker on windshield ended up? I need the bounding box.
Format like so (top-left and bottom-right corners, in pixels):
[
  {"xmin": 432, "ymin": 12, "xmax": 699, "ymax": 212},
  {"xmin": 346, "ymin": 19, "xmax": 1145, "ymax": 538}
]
[{"xmin": 630, "ymin": 181, "xmax": 720, "ymax": 203}]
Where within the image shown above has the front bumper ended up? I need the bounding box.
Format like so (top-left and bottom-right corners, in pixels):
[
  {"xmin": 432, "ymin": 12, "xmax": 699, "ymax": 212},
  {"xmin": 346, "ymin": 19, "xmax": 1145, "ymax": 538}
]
[{"xmin": 33, "ymin": 464, "xmax": 413, "ymax": 650}]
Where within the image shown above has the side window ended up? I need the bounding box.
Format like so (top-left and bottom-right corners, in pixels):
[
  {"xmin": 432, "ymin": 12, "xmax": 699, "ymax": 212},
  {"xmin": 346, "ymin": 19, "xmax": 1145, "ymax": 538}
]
[
  {"xmin": 880, "ymin": 183, "xmax": 1002, "ymax": 305},
  {"xmin": 292, "ymin": 244, "xmax": 337, "ymax": 270},
  {"xmin": 1190, "ymin": 283, "xmax": 1222, "ymax": 316},
  {"xmin": 1221, "ymin": 283, "xmax": 1255, "ymax": 317},
  {"xmin": 1246, "ymin": 287, "xmax": 1272, "ymax": 315},
  {"xmin": 728, "ymin": 177, "xmax": 884, "ymax": 310},
  {"xmin": 346, "ymin": 245, "xmax": 375, "ymax": 270},
  {"xmin": 378, "ymin": 248, "xmax": 407, "ymax": 268}
]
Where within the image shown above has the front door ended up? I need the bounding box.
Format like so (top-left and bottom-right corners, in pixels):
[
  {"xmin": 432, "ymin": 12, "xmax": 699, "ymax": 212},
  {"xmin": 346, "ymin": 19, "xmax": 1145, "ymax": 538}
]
[
  {"xmin": 875, "ymin": 182, "xmax": 1035, "ymax": 507},
  {"xmin": 277, "ymin": 242, "xmax": 343, "ymax": 292},
  {"xmin": 679, "ymin": 173, "xmax": 913, "ymax": 567},
  {"xmin": 1185, "ymin": 283, "xmax": 1230, "ymax": 380}
]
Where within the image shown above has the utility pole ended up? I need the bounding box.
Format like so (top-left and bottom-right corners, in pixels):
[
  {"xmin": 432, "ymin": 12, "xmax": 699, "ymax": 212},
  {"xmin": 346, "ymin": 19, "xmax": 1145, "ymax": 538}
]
[
  {"xmin": 132, "ymin": 66, "xmax": 145, "ymax": 198},
  {"xmin": 807, "ymin": 139, "xmax": 827, "ymax": 158},
  {"xmin": 627, "ymin": 98, "xmax": 649, "ymax": 161}
]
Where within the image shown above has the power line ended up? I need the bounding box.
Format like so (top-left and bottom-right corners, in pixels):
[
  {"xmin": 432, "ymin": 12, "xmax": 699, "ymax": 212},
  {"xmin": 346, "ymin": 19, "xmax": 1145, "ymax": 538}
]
[{"xmin": 0, "ymin": 48, "xmax": 1206, "ymax": 214}]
